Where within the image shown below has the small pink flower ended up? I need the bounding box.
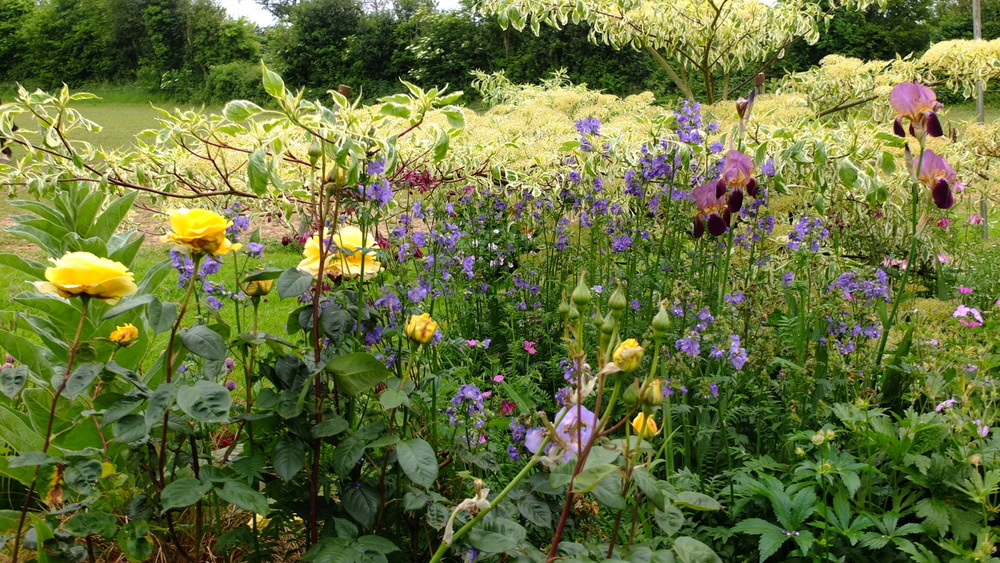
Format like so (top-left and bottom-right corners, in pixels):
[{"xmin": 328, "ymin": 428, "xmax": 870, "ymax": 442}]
[
  {"xmin": 937, "ymin": 253, "xmax": 951, "ymax": 264},
  {"xmin": 492, "ymin": 374, "xmax": 505, "ymax": 383},
  {"xmin": 523, "ymin": 341, "xmax": 537, "ymax": 355},
  {"xmin": 958, "ymin": 286, "xmax": 974, "ymax": 294},
  {"xmin": 500, "ymin": 399, "xmax": 517, "ymax": 415},
  {"xmin": 465, "ymin": 339, "xmax": 478, "ymax": 347},
  {"xmin": 954, "ymin": 304, "xmax": 984, "ymax": 327},
  {"xmin": 967, "ymin": 213, "xmax": 985, "ymax": 225},
  {"xmin": 937, "ymin": 217, "xmax": 952, "ymax": 228},
  {"xmin": 481, "ymin": 391, "xmax": 492, "ymax": 398}
]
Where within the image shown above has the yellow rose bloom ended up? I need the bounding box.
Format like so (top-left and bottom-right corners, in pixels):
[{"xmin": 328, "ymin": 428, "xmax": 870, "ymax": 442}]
[
  {"xmin": 297, "ymin": 234, "xmax": 341, "ymax": 279},
  {"xmin": 613, "ymin": 339, "xmax": 644, "ymax": 372},
  {"xmin": 110, "ymin": 323, "xmax": 139, "ymax": 344},
  {"xmin": 297, "ymin": 227, "xmax": 381, "ymax": 280},
  {"xmin": 34, "ymin": 252, "xmax": 138, "ymax": 305},
  {"xmin": 631, "ymin": 412, "xmax": 658, "ymax": 439},
  {"xmin": 161, "ymin": 208, "xmax": 242, "ymax": 256},
  {"xmin": 405, "ymin": 313, "xmax": 438, "ymax": 344},
  {"xmin": 331, "ymin": 226, "xmax": 382, "ymax": 280}
]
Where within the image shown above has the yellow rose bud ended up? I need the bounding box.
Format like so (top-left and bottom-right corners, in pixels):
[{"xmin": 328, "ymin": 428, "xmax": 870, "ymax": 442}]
[
  {"xmin": 161, "ymin": 208, "xmax": 242, "ymax": 256},
  {"xmin": 405, "ymin": 313, "xmax": 438, "ymax": 344},
  {"xmin": 33, "ymin": 252, "xmax": 138, "ymax": 305},
  {"xmin": 641, "ymin": 378, "xmax": 664, "ymax": 406},
  {"xmin": 244, "ymin": 278, "xmax": 273, "ymax": 297},
  {"xmin": 613, "ymin": 339, "xmax": 644, "ymax": 372},
  {"xmin": 110, "ymin": 323, "xmax": 139, "ymax": 345},
  {"xmin": 631, "ymin": 412, "xmax": 658, "ymax": 439}
]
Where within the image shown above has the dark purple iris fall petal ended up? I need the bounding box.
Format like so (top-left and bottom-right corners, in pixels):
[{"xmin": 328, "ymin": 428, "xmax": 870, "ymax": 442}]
[
  {"xmin": 932, "ymin": 178, "xmax": 954, "ymax": 209},
  {"xmin": 893, "ymin": 117, "xmax": 905, "ymax": 137},
  {"xmin": 746, "ymin": 178, "xmax": 757, "ymax": 197},
  {"xmin": 924, "ymin": 111, "xmax": 943, "ymax": 138},
  {"xmin": 727, "ymin": 189, "xmax": 744, "ymax": 214},
  {"xmin": 693, "ymin": 217, "xmax": 705, "ymax": 238},
  {"xmin": 716, "ymin": 179, "xmax": 726, "ymax": 199},
  {"xmin": 908, "ymin": 123, "xmax": 916, "ymax": 137},
  {"xmin": 708, "ymin": 213, "xmax": 728, "ymax": 236}
]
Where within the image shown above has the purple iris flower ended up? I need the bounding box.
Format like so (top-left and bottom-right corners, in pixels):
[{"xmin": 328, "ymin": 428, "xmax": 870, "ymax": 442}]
[
  {"xmin": 890, "ymin": 82, "xmax": 943, "ymax": 138},
  {"xmin": 917, "ymin": 149, "xmax": 957, "ymax": 209}
]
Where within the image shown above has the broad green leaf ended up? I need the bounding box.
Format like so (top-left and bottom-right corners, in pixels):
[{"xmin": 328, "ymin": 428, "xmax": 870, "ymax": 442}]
[
  {"xmin": 145, "ymin": 383, "xmax": 177, "ymax": 431},
  {"xmin": 65, "ymin": 510, "xmax": 118, "ymax": 538},
  {"xmin": 571, "ymin": 463, "xmax": 618, "ymax": 494},
  {"xmin": 64, "ymin": 458, "xmax": 103, "ymax": 495},
  {"xmin": 312, "ymin": 417, "xmax": 349, "ymax": 439},
  {"xmin": 672, "ymin": 536, "xmax": 722, "ymax": 563},
  {"xmin": 328, "ymin": 353, "xmax": 391, "ymax": 396},
  {"xmin": 215, "ymin": 481, "xmax": 268, "ymax": 515},
  {"xmin": 332, "ymin": 437, "xmax": 365, "ymax": 477},
  {"xmin": 517, "ymin": 494, "xmax": 552, "ymax": 528},
  {"xmin": 61, "ymin": 362, "xmax": 103, "ymax": 400},
  {"xmin": 468, "ymin": 517, "xmax": 525, "ymax": 553},
  {"xmin": 277, "ymin": 268, "xmax": 312, "ymax": 299},
  {"xmin": 342, "ymin": 483, "xmax": 380, "ymax": 530},
  {"xmin": 1, "ymin": 365, "xmax": 28, "ymax": 399},
  {"xmin": 248, "ymin": 146, "xmax": 269, "ymax": 196},
  {"xmin": 0, "ymin": 331, "xmax": 54, "ymax": 380},
  {"xmin": 176, "ymin": 381, "xmax": 232, "ymax": 422},
  {"xmin": 116, "ymin": 521, "xmax": 153, "ymax": 562},
  {"xmin": 160, "ymin": 478, "xmax": 211, "ymax": 511},
  {"xmin": 262, "ymin": 66, "xmax": 285, "ymax": 98},
  {"xmin": 396, "ymin": 438, "xmax": 437, "ymax": 488},
  {"xmin": 273, "ymin": 438, "xmax": 305, "ymax": 481},
  {"xmin": 102, "ymin": 295, "xmax": 154, "ymax": 320},
  {"xmin": 674, "ymin": 491, "xmax": 722, "ymax": 511},
  {"xmin": 223, "ymin": 100, "xmax": 264, "ymax": 122},
  {"xmin": 147, "ymin": 299, "xmax": 177, "ymax": 335},
  {"xmin": 179, "ymin": 325, "xmax": 226, "ymax": 360},
  {"xmin": 655, "ymin": 505, "xmax": 685, "ymax": 536}
]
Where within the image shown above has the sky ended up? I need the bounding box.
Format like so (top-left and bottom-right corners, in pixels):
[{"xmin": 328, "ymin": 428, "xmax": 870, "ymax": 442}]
[{"xmin": 218, "ymin": 0, "xmax": 464, "ymax": 27}]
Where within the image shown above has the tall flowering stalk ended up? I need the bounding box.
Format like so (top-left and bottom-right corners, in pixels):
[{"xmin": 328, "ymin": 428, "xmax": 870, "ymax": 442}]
[{"xmin": 875, "ymin": 82, "xmax": 956, "ymax": 369}]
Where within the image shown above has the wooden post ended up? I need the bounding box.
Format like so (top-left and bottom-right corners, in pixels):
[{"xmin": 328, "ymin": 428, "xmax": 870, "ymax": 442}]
[
  {"xmin": 973, "ymin": 0, "xmax": 985, "ymax": 124},
  {"xmin": 754, "ymin": 73, "xmax": 765, "ymax": 96}
]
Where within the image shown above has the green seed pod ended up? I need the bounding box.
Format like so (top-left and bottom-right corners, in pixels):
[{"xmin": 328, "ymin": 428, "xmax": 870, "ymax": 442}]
[
  {"xmin": 608, "ymin": 283, "xmax": 627, "ymax": 317},
  {"xmin": 601, "ymin": 311, "xmax": 615, "ymax": 335},
  {"xmin": 571, "ymin": 273, "xmax": 592, "ymax": 308},
  {"xmin": 651, "ymin": 305, "xmax": 670, "ymax": 336},
  {"xmin": 558, "ymin": 292, "xmax": 570, "ymax": 317},
  {"xmin": 623, "ymin": 381, "xmax": 640, "ymax": 408}
]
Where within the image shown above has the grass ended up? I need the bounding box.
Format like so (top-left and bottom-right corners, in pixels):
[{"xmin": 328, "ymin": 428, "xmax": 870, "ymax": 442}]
[{"xmin": 941, "ymin": 102, "xmax": 1000, "ymax": 125}]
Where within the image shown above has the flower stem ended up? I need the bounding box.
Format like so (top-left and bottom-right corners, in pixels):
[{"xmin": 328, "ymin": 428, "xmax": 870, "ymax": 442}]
[
  {"xmin": 427, "ymin": 436, "xmax": 550, "ymax": 563},
  {"xmin": 12, "ymin": 296, "xmax": 90, "ymax": 562}
]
